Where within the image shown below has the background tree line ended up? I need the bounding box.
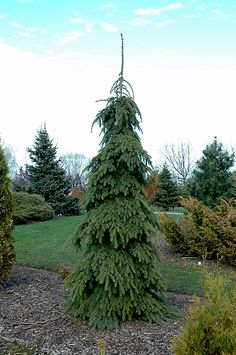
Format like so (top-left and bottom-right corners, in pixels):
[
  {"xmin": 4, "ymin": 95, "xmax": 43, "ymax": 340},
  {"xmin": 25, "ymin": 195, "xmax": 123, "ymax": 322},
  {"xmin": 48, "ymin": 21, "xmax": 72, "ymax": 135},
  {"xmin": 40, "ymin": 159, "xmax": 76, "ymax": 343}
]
[
  {"xmin": 1, "ymin": 131, "xmax": 235, "ymax": 217},
  {"xmin": 1, "ymin": 127, "xmax": 89, "ymax": 221},
  {"xmin": 146, "ymin": 137, "xmax": 235, "ymax": 210}
]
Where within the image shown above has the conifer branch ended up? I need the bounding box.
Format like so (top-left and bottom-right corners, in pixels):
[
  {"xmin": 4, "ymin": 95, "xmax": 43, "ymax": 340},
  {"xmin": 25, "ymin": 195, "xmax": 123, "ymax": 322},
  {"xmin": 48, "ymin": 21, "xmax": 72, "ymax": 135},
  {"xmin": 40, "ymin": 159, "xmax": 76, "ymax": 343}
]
[
  {"xmin": 119, "ymin": 33, "xmax": 124, "ymax": 97},
  {"xmin": 110, "ymin": 34, "xmax": 134, "ymax": 99}
]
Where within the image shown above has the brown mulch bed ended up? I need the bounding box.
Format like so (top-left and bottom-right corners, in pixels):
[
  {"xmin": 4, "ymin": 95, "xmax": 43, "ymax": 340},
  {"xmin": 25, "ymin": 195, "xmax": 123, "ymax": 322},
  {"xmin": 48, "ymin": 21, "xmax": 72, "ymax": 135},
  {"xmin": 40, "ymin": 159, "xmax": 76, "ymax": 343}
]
[{"xmin": 0, "ymin": 236, "xmax": 196, "ymax": 355}]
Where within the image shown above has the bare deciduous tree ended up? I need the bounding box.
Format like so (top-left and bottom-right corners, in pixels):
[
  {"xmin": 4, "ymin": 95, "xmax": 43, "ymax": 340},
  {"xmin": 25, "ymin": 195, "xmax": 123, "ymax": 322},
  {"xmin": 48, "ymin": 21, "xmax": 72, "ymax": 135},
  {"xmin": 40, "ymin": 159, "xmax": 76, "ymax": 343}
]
[
  {"xmin": 60, "ymin": 153, "xmax": 89, "ymax": 189},
  {"xmin": 161, "ymin": 141, "xmax": 195, "ymax": 186}
]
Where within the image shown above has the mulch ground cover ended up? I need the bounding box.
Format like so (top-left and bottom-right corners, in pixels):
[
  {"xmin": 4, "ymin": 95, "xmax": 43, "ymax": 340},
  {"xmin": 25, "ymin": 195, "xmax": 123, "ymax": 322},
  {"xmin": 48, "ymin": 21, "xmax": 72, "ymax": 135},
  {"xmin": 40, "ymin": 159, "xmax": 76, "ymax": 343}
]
[{"xmin": 0, "ymin": 235, "xmax": 200, "ymax": 354}]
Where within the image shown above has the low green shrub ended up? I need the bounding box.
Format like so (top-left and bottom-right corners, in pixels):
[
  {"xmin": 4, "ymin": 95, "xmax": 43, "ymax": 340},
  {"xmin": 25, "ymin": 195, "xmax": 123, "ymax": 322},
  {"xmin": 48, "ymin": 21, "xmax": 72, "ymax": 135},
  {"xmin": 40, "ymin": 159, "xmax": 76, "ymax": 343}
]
[
  {"xmin": 159, "ymin": 197, "xmax": 236, "ymax": 265},
  {"xmin": 172, "ymin": 269, "xmax": 236, "ymax": 354},
  {"xmin": 12, "ymin": 192, "xmax": 54, "ymax": 224}
]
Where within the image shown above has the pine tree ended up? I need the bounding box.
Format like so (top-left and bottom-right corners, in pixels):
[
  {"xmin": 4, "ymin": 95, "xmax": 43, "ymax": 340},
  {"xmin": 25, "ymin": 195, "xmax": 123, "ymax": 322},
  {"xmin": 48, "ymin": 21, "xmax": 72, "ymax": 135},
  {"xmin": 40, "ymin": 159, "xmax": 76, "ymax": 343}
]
[
  {"xmin": 0, "ymin": 145, "xmax": 15, "ymax": 285},
  {"xmin": 66, "ymin": 35, "xmax": 169, "ymax": 329},
  {"xmin": 26, "ymin": 125, "xmax": 76, "ymax": 215},
  {"xmin": 188, "ymin": 137, "xmax": 235, "ymax": 207},
  {"xmin": 153, "ymin": 164, "xmax": 180, "ymax": 210}
]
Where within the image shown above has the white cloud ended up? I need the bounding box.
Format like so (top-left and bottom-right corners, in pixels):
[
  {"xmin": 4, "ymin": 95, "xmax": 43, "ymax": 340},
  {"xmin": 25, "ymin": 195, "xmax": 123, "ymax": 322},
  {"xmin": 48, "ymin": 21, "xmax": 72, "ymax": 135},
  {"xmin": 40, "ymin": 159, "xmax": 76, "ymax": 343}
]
[
  {"xmin": 47, "ymin": 51, "xmax": 91, "ymax": 69},
  {"xmin": 129, "ymin": 18, "xmax": 151, "ymax": 27},
  {"xmin": 0, "ymin": 40, "xmax": 236, "ymax": 168},
  {"xmin": 183, "ymin": 14, "xmax": 198, "ymax": 19},
  {"xmin": 101, "ymin": 2, "xmax": 117, "ymax": 10},
  {"xmin": 101, "ymin": 22, "xmax": 119, "ymax": 32},
  {"xmin": 134, "ymin": 3, "xmax": 183, "ymax": 16},
  {"xmin": 211, "ymin": 9, "xmax": 234, "ymax": 19},
  {"xmin": 16, "ymin": 30, "xmax": 35, "ymax": 38},
  {"xmin": 30, "ymin": 27, "xmax": 48, "ymax": 34},
  {"xmin": 155, "ymin": 19, "xmax": 176, "ymax": 28},
  {"xmin": 56, "ymin": 31, "xmax": 83, "ymax": 46},
  {"xmin": 0, "ymin": 41, "xmax": 102, "ymax": 163},
  {"xmin": 71, "ymin": 17, "xmax": 93, "ymax": 33},
  {"xmin": 0, "ymin": 14, "xmax": 5, "ymax": 19},
  {"xmin": 154, "ymin": 47, "xmax": 179, "ymax": 58},
  {"xmin": 196, "ymin": 6, "xmax": 205, "ymax": 11},
  {"xmin": 10, "ymin": 22, "xmax": 47, "ymax": 38},
  {"xmin": 9, "ymin": 21, "xmax": 22, "ymax": 28},
  {"xmin": 16, "ymin": 0, "xmax": 33, "ymax": 3}
]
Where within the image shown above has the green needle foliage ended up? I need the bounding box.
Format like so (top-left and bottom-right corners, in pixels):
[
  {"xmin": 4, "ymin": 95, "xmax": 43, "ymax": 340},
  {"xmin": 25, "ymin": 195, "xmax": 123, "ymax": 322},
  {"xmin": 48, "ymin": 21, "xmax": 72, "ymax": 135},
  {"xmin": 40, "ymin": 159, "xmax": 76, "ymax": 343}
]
[
  {"xmin": 0, "ymin": 145, "xmax": 15, "ymax": 285},
  {"xmin": 66, "ymin": 34, "xmax": 169, "ymax": 329},
  {"xmin": 153, "ymin": 164, "xmax": 180, "ymax": 210},
  {"xmin": 188, "ymin": 137, "xmax": 235, "ymax": 207},
  {"xmin": 172, "ymin": 269, "xmax": 236, "ymax": 354},
  {"xmin": 26, "ymin": 125, "xmax": 78, "ymax": 215}
]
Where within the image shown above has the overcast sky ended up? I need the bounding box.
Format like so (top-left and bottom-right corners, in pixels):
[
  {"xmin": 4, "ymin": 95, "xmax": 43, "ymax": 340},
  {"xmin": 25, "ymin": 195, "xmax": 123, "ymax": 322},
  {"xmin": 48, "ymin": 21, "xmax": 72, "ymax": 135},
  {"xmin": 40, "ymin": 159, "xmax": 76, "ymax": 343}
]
[{"xmin": 0, "ymin": 0, "xmax": 236, "ymax": 166}]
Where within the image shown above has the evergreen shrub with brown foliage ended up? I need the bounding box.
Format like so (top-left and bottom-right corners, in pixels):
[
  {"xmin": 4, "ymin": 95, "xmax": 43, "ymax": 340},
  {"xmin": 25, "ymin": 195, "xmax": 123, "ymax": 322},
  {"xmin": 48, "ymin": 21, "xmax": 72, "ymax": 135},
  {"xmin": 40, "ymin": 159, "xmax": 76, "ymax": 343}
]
[{"xmin": 159, "ymin": 196, "xmax": 236, "ymax": 265}]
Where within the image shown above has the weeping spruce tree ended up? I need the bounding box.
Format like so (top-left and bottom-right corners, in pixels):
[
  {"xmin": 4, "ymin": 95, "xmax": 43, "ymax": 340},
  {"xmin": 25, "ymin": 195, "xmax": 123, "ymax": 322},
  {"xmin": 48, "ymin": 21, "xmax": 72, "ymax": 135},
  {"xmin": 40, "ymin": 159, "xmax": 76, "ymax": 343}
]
[
  {"xmin": 66, "ymin": 35, "xmax": 169, "ymax": 329},
  {"xmin": 0, "ymin": 145, "xmax": 15, "ymax": 285}
]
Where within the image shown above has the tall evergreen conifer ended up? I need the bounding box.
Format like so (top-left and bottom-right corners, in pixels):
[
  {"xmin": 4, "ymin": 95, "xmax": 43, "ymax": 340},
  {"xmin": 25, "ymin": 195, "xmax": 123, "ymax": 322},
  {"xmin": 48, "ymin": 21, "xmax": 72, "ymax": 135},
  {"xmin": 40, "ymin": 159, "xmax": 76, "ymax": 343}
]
[
  {"xmin": 153, "ymin": 164, "xmax": 179, "ymax": 210},
  {"xmin": 188, "ymin": 137, "xmax": 235, "ymax": 207},
  {"xmin": 26, "ymin": 125, "xmax": 76, "ymax": 215},
  {"xmin": 66, "ymin": 35, "xmax": 168, "ymax": 329},
  {"xmin": 0, "ymin": 145, "xmax": 15, "ymax": 285}
]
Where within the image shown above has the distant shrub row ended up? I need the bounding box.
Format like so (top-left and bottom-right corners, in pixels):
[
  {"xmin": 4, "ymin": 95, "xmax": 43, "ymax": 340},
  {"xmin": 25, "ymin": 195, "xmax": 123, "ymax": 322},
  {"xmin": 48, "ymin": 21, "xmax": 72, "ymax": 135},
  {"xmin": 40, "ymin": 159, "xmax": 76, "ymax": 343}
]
[{"xmin": 159, "ymin": 196, "xmax": 236, "ymax": 266}]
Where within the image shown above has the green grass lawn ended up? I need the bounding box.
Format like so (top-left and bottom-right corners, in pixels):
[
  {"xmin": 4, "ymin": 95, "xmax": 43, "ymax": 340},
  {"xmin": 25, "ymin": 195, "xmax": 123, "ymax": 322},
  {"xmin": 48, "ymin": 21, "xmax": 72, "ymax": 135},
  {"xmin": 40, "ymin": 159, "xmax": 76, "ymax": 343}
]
[
  {"xmin": 13, "ymin": 216, "xmax": 83, "ymax": 270},
  {"xmin": 8, "ymin": 215, "xmax": 236, "ymax": 355},
  {"xmin": 13, "ymin": 215, "xmax": 203, "ymax": 294},
  {"xmin": 158, "ymin": 260, "xmax": 202, "ymax": 295}
]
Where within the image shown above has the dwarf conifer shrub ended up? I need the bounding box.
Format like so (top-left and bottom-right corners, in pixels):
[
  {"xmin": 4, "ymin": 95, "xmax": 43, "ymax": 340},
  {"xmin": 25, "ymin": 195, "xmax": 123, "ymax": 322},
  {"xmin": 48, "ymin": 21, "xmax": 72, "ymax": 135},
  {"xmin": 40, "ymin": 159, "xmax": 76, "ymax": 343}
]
[
  {"xmin": 65, "ymin": 35, "xmax": 169, "ymax": 329},
  {"xmin": 159, "ymin": 197, "xmax": 236, "ymax": 265},
  {"xmin": 159, "ymin": 213, "xmax": 198, "ymax": 255},
  {"xmin": 172, "ymin": 270, "xmax": 236, "ymax": 355},
  {"xmin": 0, "ymin": 146, "xmax": 15, "ymax": 285}
]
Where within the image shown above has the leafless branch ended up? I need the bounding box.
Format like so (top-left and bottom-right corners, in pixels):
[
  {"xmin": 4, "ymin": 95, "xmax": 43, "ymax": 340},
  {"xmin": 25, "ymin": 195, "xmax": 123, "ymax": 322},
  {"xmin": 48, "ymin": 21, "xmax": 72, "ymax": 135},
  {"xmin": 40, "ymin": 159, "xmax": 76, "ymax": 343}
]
[{"xmin": 161, "ymin": 141, "xmax": 195, "ymax": 185}]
